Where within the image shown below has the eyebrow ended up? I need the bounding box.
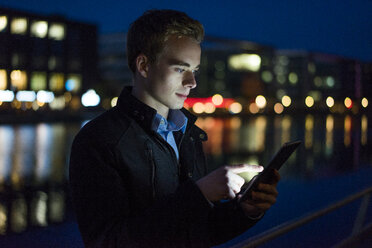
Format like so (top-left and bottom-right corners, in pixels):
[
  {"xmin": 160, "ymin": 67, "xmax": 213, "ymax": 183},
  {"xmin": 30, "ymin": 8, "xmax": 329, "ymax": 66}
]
[{"xmin": 167, "ymin": 58, "xmax": 200, "ymax": 69}]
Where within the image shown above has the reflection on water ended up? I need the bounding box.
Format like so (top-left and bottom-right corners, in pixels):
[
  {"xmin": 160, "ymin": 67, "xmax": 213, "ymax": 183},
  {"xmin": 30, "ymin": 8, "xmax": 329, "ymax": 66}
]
[
  {"xmin": 197, "ymin": 114, "xmax": 371, "ymax": 179},
  {"xmin": 0, "ymin": 114, "xmax": 371, "ymax": 235},
  {"xmin": 0, "ymin": 122, "xmax": 79, "ymax": 235}
]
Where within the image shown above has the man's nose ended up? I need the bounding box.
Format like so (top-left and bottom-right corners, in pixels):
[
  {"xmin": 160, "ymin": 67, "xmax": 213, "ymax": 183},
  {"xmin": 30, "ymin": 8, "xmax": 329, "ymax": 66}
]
[{"xmin": 183, "ymin": 71, "xmax": 197, "ymax": 89}]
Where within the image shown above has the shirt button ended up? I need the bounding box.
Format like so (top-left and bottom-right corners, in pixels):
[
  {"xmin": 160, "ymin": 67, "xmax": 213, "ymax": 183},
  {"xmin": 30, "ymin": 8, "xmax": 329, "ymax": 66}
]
[
  {"xmin": 160, "ymin": 120, "xmax": 165, "ymax": 125},
  {"xmin": 199, "ymin": 133, "xmax": 205, "ymax": 139},
  {"xmin": 188, "ymin": 172, "xmax": 193, "ymax": 178}
]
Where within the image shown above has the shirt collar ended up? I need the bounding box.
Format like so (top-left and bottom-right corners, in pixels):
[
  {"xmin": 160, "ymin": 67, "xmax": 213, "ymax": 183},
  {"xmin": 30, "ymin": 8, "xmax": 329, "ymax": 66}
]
[{"xmin": 152, "ymin": 109, "xmax": 188, "ymax": 134}]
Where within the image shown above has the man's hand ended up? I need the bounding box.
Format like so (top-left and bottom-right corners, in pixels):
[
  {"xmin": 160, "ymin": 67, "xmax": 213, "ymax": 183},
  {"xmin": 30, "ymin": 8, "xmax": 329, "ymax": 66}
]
[
  {"xmin": 239, "ymin": 169, "xmax": 280, "ymax": 217},
  {"xmin": 196, "ymin": 164, "xmax": 263, "ymax": 202}
]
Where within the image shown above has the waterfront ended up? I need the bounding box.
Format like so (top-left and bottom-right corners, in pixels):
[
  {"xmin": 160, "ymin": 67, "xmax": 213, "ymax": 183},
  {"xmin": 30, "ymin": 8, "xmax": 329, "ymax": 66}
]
[{"xmin": 0, "ymin": 113, "xmax": 371, "ymax": 247}]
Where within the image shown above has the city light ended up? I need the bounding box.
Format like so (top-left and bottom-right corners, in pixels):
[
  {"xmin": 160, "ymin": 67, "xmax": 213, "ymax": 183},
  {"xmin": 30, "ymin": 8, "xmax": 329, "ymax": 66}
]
[
  {"xmin": 193, "ymin": 102, "xmax": 205, "ymax": 114},
  {"xmin": 111, "ymin": 97, "xmax": 118, "ymax": 107},
  {"xmin": 0, "ymin": 70, "xmax": 7, "ymax": 90},
  {"xmin": 229, "ymin": 102, "xmax": 242, "ymax": 114},
  {"xmin": 249, "ymin": 103, "xmax": 259, "ymax": 114},
  {"xmin": 204, "ymin": 102, "xmax": 216, "ymax": 114},
  {"xmin": 0, "ymin": 16, "xmax": 7, "ymax": 32},
  {"xmin": 11, "ymin": 18, "xmax": 27, "ymax": 35},
  {"xmin": 361, "ymin": 98, "xmax": 368, "ymax": 108},
  {"xmin": 49, "ymin": 96, "xmax": 65, "ymax": 110},
  {"xmin": 212, "ymin": 94, "xmax": 223, "ymax": 106},
  {"xmin": 0, "ymin": 90, "xmax": 15, "ymax": 102},
  {"xmin": 16, "ymin": 91, "xmax": 36, "ymax": 102},
  {"xmin": 49, "ymin": 23, "xmax": 65, "ymax": 40},
  {"xmin": 255, "ymin": 95, "xmax": 267, "ymax": 109},
  {"xmin": 36, "ymin": 91, "xmax": 54, "ymax": 103},
  {"xmin": 228, "ymin": 54, "xmax": 261, "ymax": 72},
  {"xmin": 31, "ymin": 21, "xmax": 48, "ymax": 38},
  {"xmin": 65, "ymin": 75, "xmax": 82, "ymax": 92},
  {"xmin": 274, "ymin": 103, "xmax": 284, "ymax": 114},
  {"xmin": 305, "ymin": 96, "xmax": 314, "ymax": 108},
  {"xmin": 81, "ymin": 89, "xmax": 100, "ymax": 107},
  {"xmin": 288, "ymin": 72, "xmax": 298, "ymax": 84},
  {"xmin": 281, "ymin": 95, "xmax": 291, "ymax": 107},
  {"xmin": 326, "ymin": 96, "xmax": 335, "ymax": 108},
  {"xmin": 326, "ymin": 76, "xmax": 335, "ymax": 88},
  {"xmin": 344, "ymin": 97, "xmax": 353, "ymax": 109},
  {"xmin": 261, "ymin": 70, "xmax": 273, "ymax": 83}
]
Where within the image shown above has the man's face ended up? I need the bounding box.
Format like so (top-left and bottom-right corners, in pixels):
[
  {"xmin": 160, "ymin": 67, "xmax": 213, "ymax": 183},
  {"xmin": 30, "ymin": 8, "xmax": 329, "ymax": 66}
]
[{"xmin": 143, "ymin": 35, "xmax": 201, "ymax": 116}]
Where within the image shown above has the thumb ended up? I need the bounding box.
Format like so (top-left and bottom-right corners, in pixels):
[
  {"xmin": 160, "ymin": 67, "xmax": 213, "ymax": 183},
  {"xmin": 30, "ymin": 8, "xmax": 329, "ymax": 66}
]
[{"xmin": 228, "ymin": 164, "xmax": 263, "ymax": 174}]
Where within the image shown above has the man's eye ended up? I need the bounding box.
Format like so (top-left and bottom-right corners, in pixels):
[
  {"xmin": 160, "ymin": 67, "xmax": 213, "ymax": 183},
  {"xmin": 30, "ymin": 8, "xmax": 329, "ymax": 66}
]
[
  {"xmin": 175, "ymin": 68, "xmax": 185, "ymax": 73},
  {"xmin": 192, "ymin": 70, "xmax": 200, "ymax": 76}
]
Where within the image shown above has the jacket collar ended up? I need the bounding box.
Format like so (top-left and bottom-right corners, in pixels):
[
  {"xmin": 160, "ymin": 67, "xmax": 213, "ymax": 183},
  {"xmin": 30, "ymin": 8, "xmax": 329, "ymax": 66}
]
[{"xmin": 116, "ymin": 86, "xmax": 197, "ymax": 132}]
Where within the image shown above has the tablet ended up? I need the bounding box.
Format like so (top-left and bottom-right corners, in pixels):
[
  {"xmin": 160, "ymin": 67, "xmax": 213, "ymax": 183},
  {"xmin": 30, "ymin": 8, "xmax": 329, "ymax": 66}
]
[{"xmin": 237, "ymin": 140, "xmax": 301, "ymax": 203}]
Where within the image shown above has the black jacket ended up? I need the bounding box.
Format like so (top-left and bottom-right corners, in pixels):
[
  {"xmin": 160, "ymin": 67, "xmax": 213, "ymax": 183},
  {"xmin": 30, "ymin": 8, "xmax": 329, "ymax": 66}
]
[{"xmin": 69, "ymin": 87, "xmax": 259, "ymax": 247}]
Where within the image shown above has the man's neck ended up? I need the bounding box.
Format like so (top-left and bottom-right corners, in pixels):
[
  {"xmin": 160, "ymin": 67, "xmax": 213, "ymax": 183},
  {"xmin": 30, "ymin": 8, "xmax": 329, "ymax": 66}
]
[{"xmin": 132, "ymin": 85, "xmax": 169, "ymax": 119}]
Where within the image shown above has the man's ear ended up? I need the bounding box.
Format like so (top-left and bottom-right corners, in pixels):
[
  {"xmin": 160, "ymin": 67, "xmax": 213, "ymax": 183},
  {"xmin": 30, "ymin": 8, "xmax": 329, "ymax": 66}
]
[{"xmin": 136, "ymin": 54, "xmax": 149, "ymax": 78}]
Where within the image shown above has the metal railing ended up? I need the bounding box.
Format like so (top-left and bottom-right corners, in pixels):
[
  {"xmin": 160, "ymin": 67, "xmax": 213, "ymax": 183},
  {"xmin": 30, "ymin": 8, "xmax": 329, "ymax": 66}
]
[{"xmin": 230, "ymin": 186, "xmax": 372, "ymax": 248}]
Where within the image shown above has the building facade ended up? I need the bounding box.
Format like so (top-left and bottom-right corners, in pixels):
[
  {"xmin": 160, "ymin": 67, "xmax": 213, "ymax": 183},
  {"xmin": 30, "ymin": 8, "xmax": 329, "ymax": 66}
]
[{"xmin": 0, "ymin": 7, "xmax": 98, "ymax": 113}]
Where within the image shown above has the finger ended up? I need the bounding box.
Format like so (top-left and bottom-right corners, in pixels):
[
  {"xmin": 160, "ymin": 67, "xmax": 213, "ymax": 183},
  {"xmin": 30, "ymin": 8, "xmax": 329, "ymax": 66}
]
[
  {"xmin": 266, "ymin": 169, "xmax": 281, "ymax": 185},
  {"xmin": 227, "ymin": 187, "xmax": 236, "ymax": 199},
  {"xmin": 256, "ymin": 183, "xmax": 279, "ymax": 196},
  {"xmin": 227, "ymin": 171, "xmax": 246, "ymax": 189},
  {"xmin": 251, "ymin": 191, "xmax": 277, "ymax": 205},
  {"xmin": 228, "ymin": 164, "xmax": 263, "ymax": 174}
]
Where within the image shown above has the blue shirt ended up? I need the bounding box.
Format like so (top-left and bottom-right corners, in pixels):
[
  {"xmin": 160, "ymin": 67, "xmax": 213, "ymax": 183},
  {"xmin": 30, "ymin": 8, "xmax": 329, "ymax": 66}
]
[{"xmin": 152, "ymin": 110, "xmax": 188, "ymax": 160}]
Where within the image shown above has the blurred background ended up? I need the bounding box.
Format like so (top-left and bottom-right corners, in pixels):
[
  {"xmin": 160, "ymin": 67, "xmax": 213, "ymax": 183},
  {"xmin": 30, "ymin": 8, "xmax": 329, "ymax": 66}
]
[{"xmin": 0, "ymin": 1, "xmax": 372, "ymax": 247}]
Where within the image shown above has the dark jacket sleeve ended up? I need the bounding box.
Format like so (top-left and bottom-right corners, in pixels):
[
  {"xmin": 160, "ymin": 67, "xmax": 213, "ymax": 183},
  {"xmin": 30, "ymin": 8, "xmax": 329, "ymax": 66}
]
[
  {"xmin": 69, "ymin": 136, "xmax": 213, "ymax": 248},
  {"xmin": 208, "ymin": 201, "xmax": 261, "ymax": 245}
]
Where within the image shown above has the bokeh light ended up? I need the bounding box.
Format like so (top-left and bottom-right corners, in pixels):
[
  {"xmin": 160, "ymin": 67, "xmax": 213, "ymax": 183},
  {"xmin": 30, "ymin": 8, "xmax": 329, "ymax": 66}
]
[{"xmin": 305, "ymin": 96, "xmax": 314, "ymax": 108}]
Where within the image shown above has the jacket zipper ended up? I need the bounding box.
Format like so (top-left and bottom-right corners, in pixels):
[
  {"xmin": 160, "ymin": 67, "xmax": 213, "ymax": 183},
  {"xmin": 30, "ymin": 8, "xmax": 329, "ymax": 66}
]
[{"xmin": 146, "ymin": 142, "xmax": 156, "ymax": 199}]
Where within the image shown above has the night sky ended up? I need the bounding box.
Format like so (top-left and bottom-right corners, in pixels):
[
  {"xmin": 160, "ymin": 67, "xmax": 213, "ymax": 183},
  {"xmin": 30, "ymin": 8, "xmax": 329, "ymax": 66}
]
[{"xmin": 1, "ymin": 0, "xmax": 372, "ymax": 62}]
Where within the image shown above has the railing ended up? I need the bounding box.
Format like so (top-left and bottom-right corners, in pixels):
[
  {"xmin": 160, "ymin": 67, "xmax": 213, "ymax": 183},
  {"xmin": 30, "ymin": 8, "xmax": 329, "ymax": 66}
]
[{"xmin": 230, "ymin": 186, "xmax": 372, "ymax": 248}]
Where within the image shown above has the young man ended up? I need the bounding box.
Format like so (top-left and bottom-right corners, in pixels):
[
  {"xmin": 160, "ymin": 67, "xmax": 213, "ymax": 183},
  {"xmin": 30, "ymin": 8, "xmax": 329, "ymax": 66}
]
[{"xmin": 69, "ymin": 9, "xmax": 280, "ymax": 247}]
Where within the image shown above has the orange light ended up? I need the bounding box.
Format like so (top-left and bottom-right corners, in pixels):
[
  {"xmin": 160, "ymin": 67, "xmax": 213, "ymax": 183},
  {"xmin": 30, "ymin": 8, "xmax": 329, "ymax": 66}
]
[
  {"xmin": 344, "ymin": 97, "xmax": 352, "ymax": 109},
  {"xmin": 274, "ymin": 103, "xmax": 284, "ymax": 114},
  {"xmin": 212, "ymin": 94, "xmax": 223, "ymax": 106}
]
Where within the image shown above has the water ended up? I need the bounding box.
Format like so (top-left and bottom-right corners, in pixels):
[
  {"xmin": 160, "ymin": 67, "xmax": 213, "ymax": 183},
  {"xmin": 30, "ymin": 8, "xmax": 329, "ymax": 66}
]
[{"xmin": 0, "ymin": 113, "xmax": 371, "ymax": 247}]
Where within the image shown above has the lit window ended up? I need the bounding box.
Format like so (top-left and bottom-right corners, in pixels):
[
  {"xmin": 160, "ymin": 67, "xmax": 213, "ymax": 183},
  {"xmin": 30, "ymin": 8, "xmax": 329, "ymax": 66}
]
[
  {"xmin": 0, "ymin": 70, "xmax": 7, "ymax": 90},
  {"xmin": 31, "ymin": 21, "xmax": 48, "ymax": 38},
  {"xmin": 10, "ymin": 70, "xmax": 27, "ymax": 90},
  {"xmin": 49, "ymin": 23, "xmax": 65, "ymax": 40},
  {"xmin": 261, "ymin": 70, "xmax": 273, "ymax": 83},
  {"xmin": 49, "ymin": 73, "xmax": 64, "ymax": 92},
  {"xmin": 288, "ymin": 72, "xmax": 298, "ymax": 84},
  {"xmin": 305, "ymin": 96, "xmax": 314, "ymax": 108},
  {"xmin": 65, "ymin": 74, "xmax": 82, "ymax": 92},
  {"xmin": 228, "ymin": 54, "xmax": 261, "ymax": 72},
  {"xmin": 0, "ymin": 16, "xmax": 7, "ymax": 32},
  {"xmin": 326, "ymin": 76, "xmax": 335, "ymax": 88},
  {"xmin": 11, "ymin": 18, "xmax": 28, "ymax": 35},
  {"xmin": 31, "ymin": 72, "xmax": 47, "ymax": 91}
]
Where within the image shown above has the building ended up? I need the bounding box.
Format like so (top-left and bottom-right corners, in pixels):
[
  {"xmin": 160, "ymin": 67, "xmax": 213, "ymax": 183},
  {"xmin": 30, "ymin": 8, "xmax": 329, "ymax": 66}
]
[
  {"xmin": 0, "ymin": 7, "xmax": 98, "ymax": 113},
  {"xmin": 98, "ymin": 32, "xmax": 132, "ymax": 97}
]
